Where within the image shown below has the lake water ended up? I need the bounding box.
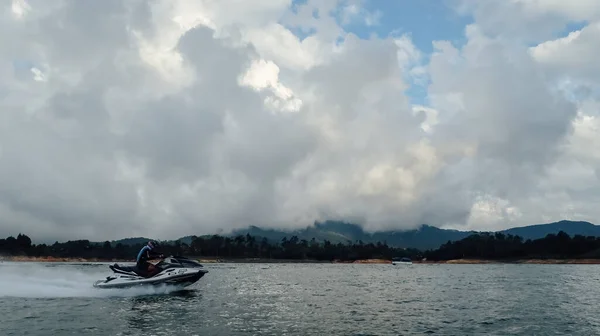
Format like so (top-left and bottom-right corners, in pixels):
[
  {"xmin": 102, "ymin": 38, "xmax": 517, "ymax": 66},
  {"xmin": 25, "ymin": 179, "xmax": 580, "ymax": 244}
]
[{"xmin": 1, "ymin": 262, "xmax": 600, "ymax": 335}]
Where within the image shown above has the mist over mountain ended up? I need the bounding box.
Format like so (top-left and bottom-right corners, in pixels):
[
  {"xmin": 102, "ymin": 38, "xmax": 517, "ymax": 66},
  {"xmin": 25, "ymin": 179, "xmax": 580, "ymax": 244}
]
[
  {"xmin": 110, "ymin": 220, "xmax": 600, "ymax": 251},
  {"xmin": 2, "ymin": 1, "xmax": 599, "ymax": 243},
  {"xmin": 500, "ymin": 220, "xmax": 600, "ymax": 241}
]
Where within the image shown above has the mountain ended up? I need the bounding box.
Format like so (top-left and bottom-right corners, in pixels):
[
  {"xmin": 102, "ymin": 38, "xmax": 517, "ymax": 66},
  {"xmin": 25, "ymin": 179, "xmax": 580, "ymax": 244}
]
[
  {"xmin": 501, "ymin": 220, "xmax": 600, "ymax": 241},
  {"xmin": 110, "ymin": 237, "xmax": 151, "ymax": 247},
  {"xmin": 370, "ymin": 225, "xmax": 475, "ymax": 250},
  {"xmin": 226, "ymin": 220, "xmax": 600, "ymax": 250},
  {"xmin": 226, "ymin": 222, "xmax": 361, "ymax": 244},
  {"xmin": 174, "ymin": 236, "xmax": 196, "ymax": 245},
  {"xmin": 226, "ymin": 220, "xmax": 476, "ymax": 250},
  {"xmin": 104, "ymin": 219, "xmax": 600, "ymax": 251},
  {"xmin": 110, "ymin": 236, "xmax": 194, "ymax": 247}
]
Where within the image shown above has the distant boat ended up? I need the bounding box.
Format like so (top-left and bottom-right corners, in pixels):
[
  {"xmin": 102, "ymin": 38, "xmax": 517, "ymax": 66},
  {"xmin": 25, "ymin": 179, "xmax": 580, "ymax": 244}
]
[{"xmin": 391, "ymin": 257, "xmax": 412, "ymax": 265}]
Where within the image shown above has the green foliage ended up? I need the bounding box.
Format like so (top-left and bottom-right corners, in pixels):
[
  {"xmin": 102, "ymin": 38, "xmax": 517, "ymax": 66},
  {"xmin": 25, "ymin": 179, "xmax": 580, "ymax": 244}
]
[
  {"xmin": 3, "ymin": 229, "xmax": 599, "ymax": 262},
  {"xmin": 228, "ymin": 221, "xmax": 475, "ymax": 250},
  {"xmin": 227, "ymin": 220, "xmax": 600, "ymax": 251},
  {"xmin": 501, "ymin": 220, "xmax": 600, "ymax": 241},
  {"xmin": 0, "ymin": 233, "xmax": 420, "ymax": 262},
  {"xmin": 424, "ymin": 231, "xmax": 600, "ymax": 260}
]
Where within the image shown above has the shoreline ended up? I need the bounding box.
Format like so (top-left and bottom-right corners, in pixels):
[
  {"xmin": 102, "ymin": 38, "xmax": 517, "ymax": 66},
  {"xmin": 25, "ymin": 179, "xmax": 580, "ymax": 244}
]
[
  {"xmin": 3, "ymin": 256, "xmax": 600, "ymax": 264},
  {"xmin": 429, "ymin": 258, "xmax": 600, "ymax": 264}
]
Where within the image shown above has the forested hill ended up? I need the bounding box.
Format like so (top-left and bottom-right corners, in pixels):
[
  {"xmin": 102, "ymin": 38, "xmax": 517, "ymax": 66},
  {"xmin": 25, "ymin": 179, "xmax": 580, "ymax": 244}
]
[
  {"xmin": 225, "ymin": 220, "xmax": 600, "ymax": 250},
  {"xmin": 4, "ymin": 228, "xmax": 600, "ymax": 262},
  {"xmin": 425, "ymin": 231, "xmax": 600, "ymax": 261},
  {"xmin": 0, "ymin": 233, "xmax": 421, "ymax": 262},
  {"xmin": 501, "ymin": 220, "xmax": 600, "ymax": 241},
  {"xmin": 2, "ymin": 220, "xmax": 598, "ymax": 261},
  {"xmin": 221, "ymin": 222, "xmax": 474, "ymax": 251},
  {"xmin": 109, "ymin": 219, "xmax": 600, "ymax": 251}
]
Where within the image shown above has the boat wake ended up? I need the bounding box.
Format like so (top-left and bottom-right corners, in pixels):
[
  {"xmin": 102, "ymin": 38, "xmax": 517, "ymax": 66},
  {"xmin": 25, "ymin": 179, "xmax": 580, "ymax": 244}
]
[{"xmin": 0, "ymin": 262, "xmax": 189, "ymax": 298}]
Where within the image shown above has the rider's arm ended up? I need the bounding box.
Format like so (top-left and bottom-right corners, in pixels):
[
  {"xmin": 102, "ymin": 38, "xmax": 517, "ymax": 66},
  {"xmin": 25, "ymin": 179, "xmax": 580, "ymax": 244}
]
[{"xmin": 148, "ymin": 249, "xmax": 162, "ymax": 258}]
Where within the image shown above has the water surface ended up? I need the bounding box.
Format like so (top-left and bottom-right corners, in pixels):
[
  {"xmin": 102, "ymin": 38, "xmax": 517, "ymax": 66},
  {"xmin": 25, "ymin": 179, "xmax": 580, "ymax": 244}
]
[{"xmin": 2, "ymin": 262, "xmax": 600, "ymax": 335}]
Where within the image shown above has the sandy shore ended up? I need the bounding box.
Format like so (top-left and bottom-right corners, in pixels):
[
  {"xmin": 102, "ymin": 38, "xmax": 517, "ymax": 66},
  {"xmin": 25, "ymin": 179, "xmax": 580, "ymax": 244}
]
[
  {"xmin": 0, "ymin": 256, "xmax": 389, "ymax": 264},
  {"xmin": 350, "ymin": 259, "xmax": 390, "ymax": 264},
  {"xmin": 3, "ymin": 256, "xmax": 600, "ymax": 264},
  {"xmin": 0, "ymin": 256, "xmax": 131, "ymax": 263},
  {"xmin": 0, "ymin": 256, "xmax": 229, "ymax": 263},
  {"xmin": 0, "ymin": 256, "xmax": 333, "ymax": 263},
  {"xmin": 420, "ymin": 259, "xmax": 600, "ymax": 264},
  {"xmin": 510, "ymin": 259, "xmax": 600, "ymax": 264}
]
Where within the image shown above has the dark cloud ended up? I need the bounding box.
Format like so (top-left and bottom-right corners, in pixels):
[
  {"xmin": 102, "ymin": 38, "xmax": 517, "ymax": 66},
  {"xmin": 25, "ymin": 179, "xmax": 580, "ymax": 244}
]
[{"xmin": 0, "ymin": 0, "xmax": 598, "ymax": 241}]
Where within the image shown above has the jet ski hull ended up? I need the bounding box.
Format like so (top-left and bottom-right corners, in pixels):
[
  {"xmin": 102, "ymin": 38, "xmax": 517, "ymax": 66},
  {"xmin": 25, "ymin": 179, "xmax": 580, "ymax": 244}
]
[
  {"xmin": 93, "ymin": 268, "xmax": 208, "ymax": 289},
  {"xmin": 93, "ymin": 255, "xmax": 209, "ymax": 289}
]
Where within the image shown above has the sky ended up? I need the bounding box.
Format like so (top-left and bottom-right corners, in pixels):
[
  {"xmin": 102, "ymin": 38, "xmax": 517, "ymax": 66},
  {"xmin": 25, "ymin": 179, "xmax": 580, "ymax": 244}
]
[{"xmin": 2, "ymin": 0, "xmax": 600, "ymax": 242}]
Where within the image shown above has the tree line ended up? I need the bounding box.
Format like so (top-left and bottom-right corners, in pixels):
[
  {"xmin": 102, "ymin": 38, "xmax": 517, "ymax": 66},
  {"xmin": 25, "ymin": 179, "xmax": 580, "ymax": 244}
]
[
  {"xmin": 2, "ymin": 230, "xmax": 600, "ymax": 261},
  {"xmin": 0, "ymin": 233, "xmax": 421, "ymax": 261},
  {"xmin": 424, "ymin": 231, "xmax": 600, "ymax": 261}
]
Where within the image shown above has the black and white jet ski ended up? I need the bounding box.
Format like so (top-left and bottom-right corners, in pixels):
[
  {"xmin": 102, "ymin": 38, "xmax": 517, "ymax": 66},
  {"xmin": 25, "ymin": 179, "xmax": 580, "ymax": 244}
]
[{"xmin": 93, "ymin": 255, "xmax": 208, "ymax": 289}]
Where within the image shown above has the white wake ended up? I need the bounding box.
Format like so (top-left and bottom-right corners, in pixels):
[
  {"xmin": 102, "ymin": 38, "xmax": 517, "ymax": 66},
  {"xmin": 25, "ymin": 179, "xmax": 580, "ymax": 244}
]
[{"xmin": 0, "ymin": 262, "xmax": 187, "ymax": 298}]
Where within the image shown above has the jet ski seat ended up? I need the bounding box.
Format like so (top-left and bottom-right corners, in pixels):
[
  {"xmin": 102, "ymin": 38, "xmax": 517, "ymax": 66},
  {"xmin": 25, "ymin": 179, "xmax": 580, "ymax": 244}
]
[
  {"xmin": 110, "ymin": 263, "xmax": 138, "ymax": 273},
  {"xmin": 109, "ymin": 263, "xmax": 156, "ymax": 278}
]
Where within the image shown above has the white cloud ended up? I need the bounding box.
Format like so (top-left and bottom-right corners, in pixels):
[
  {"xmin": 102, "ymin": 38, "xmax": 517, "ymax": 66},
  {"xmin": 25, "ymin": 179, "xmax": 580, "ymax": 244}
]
[
  {"xmin": 412, "ymin": 105, "xmax": 439, "ymax": 134},
  {"xmin": 238, "ymin": 59, "xmax": 303, "ymax": 114},
  {"xmin": 506, "ymin": 0, "xmax": 600, "ymax": 22},
  {"xmin": 11, "ymin": 0, "xmax": 30, "ymax": 19},
  {"xmin": 456, "ymin": 0, "xmax": 600, "ymax": 41},
  {"xmin": 464, "ymin": 195, "xmax": 523, "ymax": 231},
  {"xmin": 1, "ymin": 0, "xmax": 600, "ymax": 242},
  {"xmin": 433, "ymin": 2, "xmax": 600, "ymax": 230},
  {"xmin": 530, "ymin": 22, "xmax": 600, "ymax": 86},
  {"xmin": 340, "ymin": 0, "xmax": 382, "ymax": 27}
]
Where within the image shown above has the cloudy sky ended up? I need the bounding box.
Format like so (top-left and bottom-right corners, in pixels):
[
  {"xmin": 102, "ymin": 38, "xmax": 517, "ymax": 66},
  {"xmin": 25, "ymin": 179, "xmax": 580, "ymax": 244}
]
[{"xmin": 2, "ymin": 0, "xmax": 599, "ymax": 242}]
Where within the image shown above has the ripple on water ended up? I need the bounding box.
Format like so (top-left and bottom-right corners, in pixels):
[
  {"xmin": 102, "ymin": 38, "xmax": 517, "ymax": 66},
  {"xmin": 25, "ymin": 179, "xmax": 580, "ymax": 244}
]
[{"xmin": 2, "ymin": 263, "xmax": 600, "ymax": 335}]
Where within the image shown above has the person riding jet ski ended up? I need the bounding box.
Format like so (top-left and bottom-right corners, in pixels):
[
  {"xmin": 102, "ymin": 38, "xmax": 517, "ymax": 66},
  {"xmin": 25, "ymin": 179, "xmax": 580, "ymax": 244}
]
[{"xmin": 136, "ymin": 240, "xmax": 164, "ymax": 277}]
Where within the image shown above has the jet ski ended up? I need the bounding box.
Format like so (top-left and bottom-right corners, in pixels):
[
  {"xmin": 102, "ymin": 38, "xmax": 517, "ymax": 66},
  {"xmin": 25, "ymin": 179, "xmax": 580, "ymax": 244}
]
[{"xmin": 93, "ymin": 255, "xmax": 208, "ymax": 289}]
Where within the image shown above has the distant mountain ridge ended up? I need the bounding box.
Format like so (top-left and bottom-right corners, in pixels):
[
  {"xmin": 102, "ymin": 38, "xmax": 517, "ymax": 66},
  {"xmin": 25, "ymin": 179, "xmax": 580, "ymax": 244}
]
[
  {"xmin": 501, "ymin": 220, "xmax": 600, "ymax": 241},
  {"xmin": 110, "ymin": 219, "xmax": 600, "ymax": 251},
  {"xmin": 108, "ymin": 237, "xmax": 151, "ymax": 247},
  {"xmin": 217, "ymin": 221, "xmax": 476, "ymax": 250}
]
